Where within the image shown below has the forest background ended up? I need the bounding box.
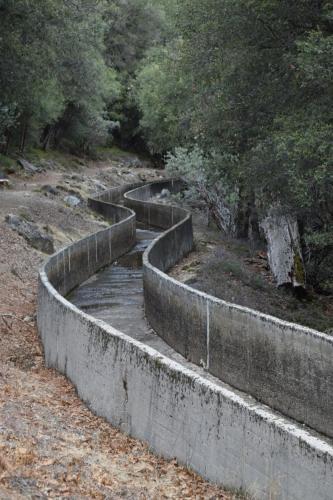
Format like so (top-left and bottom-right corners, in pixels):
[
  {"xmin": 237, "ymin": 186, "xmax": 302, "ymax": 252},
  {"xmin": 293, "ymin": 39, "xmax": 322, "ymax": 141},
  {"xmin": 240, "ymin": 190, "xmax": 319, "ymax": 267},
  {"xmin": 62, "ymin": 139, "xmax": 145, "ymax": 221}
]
[{"xmin": 0, "ymin": 0, "xmax": 332, "ymax": 294}]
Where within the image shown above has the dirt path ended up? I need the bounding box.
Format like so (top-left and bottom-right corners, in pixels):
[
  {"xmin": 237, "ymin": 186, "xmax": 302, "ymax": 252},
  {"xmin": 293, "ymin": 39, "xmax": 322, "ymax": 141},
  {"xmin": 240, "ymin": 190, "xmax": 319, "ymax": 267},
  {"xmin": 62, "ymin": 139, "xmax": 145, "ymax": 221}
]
[{"xmin": 0, "ymin": 156, "xmax": 233, "ymax": 499}]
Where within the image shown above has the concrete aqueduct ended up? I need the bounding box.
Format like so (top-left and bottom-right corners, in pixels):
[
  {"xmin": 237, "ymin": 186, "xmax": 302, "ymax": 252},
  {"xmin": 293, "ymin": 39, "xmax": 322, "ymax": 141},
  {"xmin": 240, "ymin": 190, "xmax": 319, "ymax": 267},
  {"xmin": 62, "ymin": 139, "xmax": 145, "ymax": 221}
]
[{"xmin": 38, "ymin": 179, "xmax": 333, "ymax": 499}]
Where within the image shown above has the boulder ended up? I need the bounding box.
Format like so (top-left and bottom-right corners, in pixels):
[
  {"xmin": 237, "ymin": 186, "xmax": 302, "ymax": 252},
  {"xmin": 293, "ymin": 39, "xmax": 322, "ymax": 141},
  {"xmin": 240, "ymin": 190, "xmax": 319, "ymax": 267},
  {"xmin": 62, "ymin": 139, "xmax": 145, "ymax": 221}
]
[
  {"xmin": 160, "ymin": 188, "xmax": 171, "ymax": 199},
  {"xmin": 41, "ymin": 185, "xmax": 59, "ymax": 196},
  {"xmin": 18, "ymin": 159, "xmax": 40, "ymax": 174},
  {"xmin": 64, "ymin": 195, "xmax": 81, "ymax": 207},
  {"xmin": 5, "ymin": 214, "xmax": 54, "ymax": 254},
  {"xmin": 92, "ymin": 179, "xmax": 108, "ymax": 192}
]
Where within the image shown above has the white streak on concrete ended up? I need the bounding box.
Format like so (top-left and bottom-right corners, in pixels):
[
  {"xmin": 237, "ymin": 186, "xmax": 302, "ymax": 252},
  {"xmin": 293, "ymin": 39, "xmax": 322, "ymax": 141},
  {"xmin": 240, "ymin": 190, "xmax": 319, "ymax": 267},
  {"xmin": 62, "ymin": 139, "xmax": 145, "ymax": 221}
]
[
  {"xmin": 206, "ymin": 300, "xmax": 210, "ymax": 370},
  {"xmin": 68, "ymin": 247, "xmax": 71, "ymax": 273},
  {"xmin": 95, "ymin": 234, "xmax": 98, "ymax": 262}
]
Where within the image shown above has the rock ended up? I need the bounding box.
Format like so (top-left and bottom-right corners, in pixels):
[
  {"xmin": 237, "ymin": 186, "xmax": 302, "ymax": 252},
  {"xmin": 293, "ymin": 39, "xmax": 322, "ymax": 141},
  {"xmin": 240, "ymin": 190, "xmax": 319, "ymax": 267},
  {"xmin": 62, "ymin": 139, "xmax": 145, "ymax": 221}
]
[
  {"xmin": 128, "ymin": 158, "xmax": 142, "ymax": 169},
  {"xmin": 0, "ymin": 179, "xmax": 10, "ymax": 189},
  {"xmin": 261, "ymin": 210, "xmax": 306, "ymax": 288},
  {"xmin": 5, "ymin": 214, "xmax": 55, "ymax": 254},
  {"xmin": 18, "ymin": 159, "xmax": 40, "ymax": 174},
  {"xmin": 0, "ymin": 170, "xmax": 10, "ymax": 189},
  {"xmin": 92, "ymin": 180, "xmax": 108, "ymax": 192},
  {"xmin": 70, "ymin": 174, "xmax": 84, "ymax": 182},
  {"xmin": 64, "ymin": 195, "xmax": 81, "ymax": 207},
  {"xmin": 41, "ymin": 185, "xmax": 59, "ymax": 196},
  {"xmin": 160, "ymin": 188, "xmax": 171, "ymax": 199},
  {"xmin": 41, "ymin": 159, "xmax": 58, "ymax": 170}
]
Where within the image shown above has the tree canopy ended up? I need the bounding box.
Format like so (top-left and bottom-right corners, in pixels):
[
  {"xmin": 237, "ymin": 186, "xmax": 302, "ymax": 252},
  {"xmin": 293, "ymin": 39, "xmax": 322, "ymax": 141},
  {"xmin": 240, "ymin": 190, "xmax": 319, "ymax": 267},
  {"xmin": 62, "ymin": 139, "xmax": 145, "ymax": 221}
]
[
  {"xmin": 0, "ymin": 0, "xmax": 332, "ymax": 290},
  {"xmin": 135, "ymin": 0, "xmax": 333, "ymax": 290}
]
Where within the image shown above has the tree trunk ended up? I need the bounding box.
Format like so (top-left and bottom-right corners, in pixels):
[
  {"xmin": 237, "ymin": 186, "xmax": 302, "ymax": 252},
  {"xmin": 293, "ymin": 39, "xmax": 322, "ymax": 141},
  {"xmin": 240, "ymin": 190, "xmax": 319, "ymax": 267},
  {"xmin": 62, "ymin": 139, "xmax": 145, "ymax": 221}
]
[
  {"xmin": 41, "ymin": 124, "xmax": 53, "ymax": 151},
  {"xmin": 261, "ymin": 211, "xmax": 306, "ymax": 288},
  {"xmin": 235, "ymin": 186, "xmax": 260, "ymax": 240},
  {"xmin": 19, "ymin": 120, "xmax": 28, "ymax": 153}
]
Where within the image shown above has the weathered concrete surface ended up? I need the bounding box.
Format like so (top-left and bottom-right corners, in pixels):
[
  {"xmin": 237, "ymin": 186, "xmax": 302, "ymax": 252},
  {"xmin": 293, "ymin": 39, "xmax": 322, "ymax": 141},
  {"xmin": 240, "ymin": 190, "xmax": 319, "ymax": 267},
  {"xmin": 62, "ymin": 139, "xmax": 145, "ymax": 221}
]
[
  {"xmin": 125, "ymin": 182, "xmax": 333, "ymax": 438},
  {"xmin": 38, "ymin": 274, "xmax": 333, "ymax": 500},
  {"xmin": 46, "ymin": 190, "xmax": 136, "ymax": 297},
  {"xmin": 38, "ymin": 181, "xmax": 333, "ymax": 499}
]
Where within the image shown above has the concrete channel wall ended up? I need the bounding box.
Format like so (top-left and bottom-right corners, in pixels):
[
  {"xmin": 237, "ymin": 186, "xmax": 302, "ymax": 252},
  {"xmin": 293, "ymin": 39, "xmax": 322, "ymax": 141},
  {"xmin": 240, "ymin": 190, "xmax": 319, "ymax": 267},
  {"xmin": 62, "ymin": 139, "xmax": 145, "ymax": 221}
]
[
  {"xmin": 125, "ymin": 182, "xmax": 333, "ymax": 439},
  {"xmin": 38, "ymin": 181, "xmax": 333, "ymax": 500}
]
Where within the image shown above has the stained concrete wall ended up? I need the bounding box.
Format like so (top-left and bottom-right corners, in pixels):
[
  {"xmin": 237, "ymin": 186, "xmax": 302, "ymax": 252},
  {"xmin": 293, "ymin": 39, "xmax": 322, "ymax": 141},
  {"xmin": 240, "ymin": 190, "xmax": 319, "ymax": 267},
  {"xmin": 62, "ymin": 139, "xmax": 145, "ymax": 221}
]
[
  {"xmin": 47, "ymin": 188, "xmax": 136, "ymax": 297},
  {"xmin": 38, "ymin": 181, "xmax": 333, "ymax": 499},
  {"xmin": 125, "ymin": 182, "xmax": 333, "ymax": 439}
]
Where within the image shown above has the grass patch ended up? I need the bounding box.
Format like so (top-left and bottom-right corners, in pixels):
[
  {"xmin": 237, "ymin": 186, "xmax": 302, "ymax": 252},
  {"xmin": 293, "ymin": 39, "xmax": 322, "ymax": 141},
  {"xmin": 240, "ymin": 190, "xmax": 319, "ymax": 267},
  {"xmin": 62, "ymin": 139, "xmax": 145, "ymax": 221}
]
[
  {"xmin": 216, "ymin": 257, "xmax": 268, "ymax": 291},
  {"xmin": 220, "ymin": 259, "xmax": 245, "ymax": 280},
  {"xmin": 226, "ymin": 240, "xmax": 252, "ymax": 258},
  {"xmin": 25, "ymin": 147, "xmax": 83, "ymax": 170},
  {"xmin": 248, "ymin": 274, "xmax": 267, "ymax": 290}
]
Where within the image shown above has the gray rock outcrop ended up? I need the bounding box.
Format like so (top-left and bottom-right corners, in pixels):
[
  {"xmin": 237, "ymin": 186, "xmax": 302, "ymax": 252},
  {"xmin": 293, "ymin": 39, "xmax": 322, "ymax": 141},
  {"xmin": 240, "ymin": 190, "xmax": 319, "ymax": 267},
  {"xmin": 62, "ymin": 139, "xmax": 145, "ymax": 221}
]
[
  {"xmin": 64, "ymin": 195, "xmax": 81, "ymax": 207},
  {"xmin": 18, "ymin": 159, "xmax": 40, "ymax": 174},
  {"xmin": 5, "ymin": 214, "xmax": 54, "ymax": 254}
]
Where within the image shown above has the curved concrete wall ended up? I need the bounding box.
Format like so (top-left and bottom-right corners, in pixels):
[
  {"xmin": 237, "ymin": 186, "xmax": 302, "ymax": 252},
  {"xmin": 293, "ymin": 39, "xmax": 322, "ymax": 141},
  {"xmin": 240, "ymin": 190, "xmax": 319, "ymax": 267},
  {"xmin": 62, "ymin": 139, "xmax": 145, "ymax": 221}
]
[
  {"xmin": 38, "ymin": 181, "xmax": 333, "ymax": 500},
  {"xmin": 46, "ymin": 187, "xmax": 136, "ymax": 297},
  {"xmin": 125, "ymin": 182, "xmax": 333, "ymax": 439}
]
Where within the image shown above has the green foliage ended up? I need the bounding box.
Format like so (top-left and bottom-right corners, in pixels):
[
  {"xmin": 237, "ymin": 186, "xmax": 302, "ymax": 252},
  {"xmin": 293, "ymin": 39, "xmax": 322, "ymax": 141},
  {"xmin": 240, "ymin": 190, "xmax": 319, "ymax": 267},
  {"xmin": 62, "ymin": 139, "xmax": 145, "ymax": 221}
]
[
  {"xmin": 0, "ymin": 0, "xmax": 332, "ymax": 286},
  {"xmin": 104, "ymin": 0, "xmax": 163, "ymax": 76},
  {"xmin": 166, "ymin": 147, "xmax": 239, "ymax": 233},
  {"xmin": 136, "ymin": 45, "xmax": 192, "ymax": 153},
  {"xmin": 0, "ymin": 0, "xmax": 166, "ymax": 153},
  {"xmin": 0, "ymin": 153, "xmax": 16, "ymax": 173},
  {"xmin": 104, "ymin": 0, "xmax": 165, "ymax": 147},
  {"xmin": 0, "ymin": 0, "xmax": 149, "ymax": 153},
  {"xmin": 136, "ymin": 0, "xmax": 333, "ymax": 287},
  {"xmin": 0, "ymin": 104, "xmax": 17, "ymax": 137}
]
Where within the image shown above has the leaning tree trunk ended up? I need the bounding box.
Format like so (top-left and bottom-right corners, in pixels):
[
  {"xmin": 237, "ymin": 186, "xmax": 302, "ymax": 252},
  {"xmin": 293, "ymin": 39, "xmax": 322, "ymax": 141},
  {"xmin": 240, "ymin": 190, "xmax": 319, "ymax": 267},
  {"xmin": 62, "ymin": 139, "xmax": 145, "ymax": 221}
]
[{"xmin": 261, "ymin": 211, "xmax": 306, "ymax": 289}]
